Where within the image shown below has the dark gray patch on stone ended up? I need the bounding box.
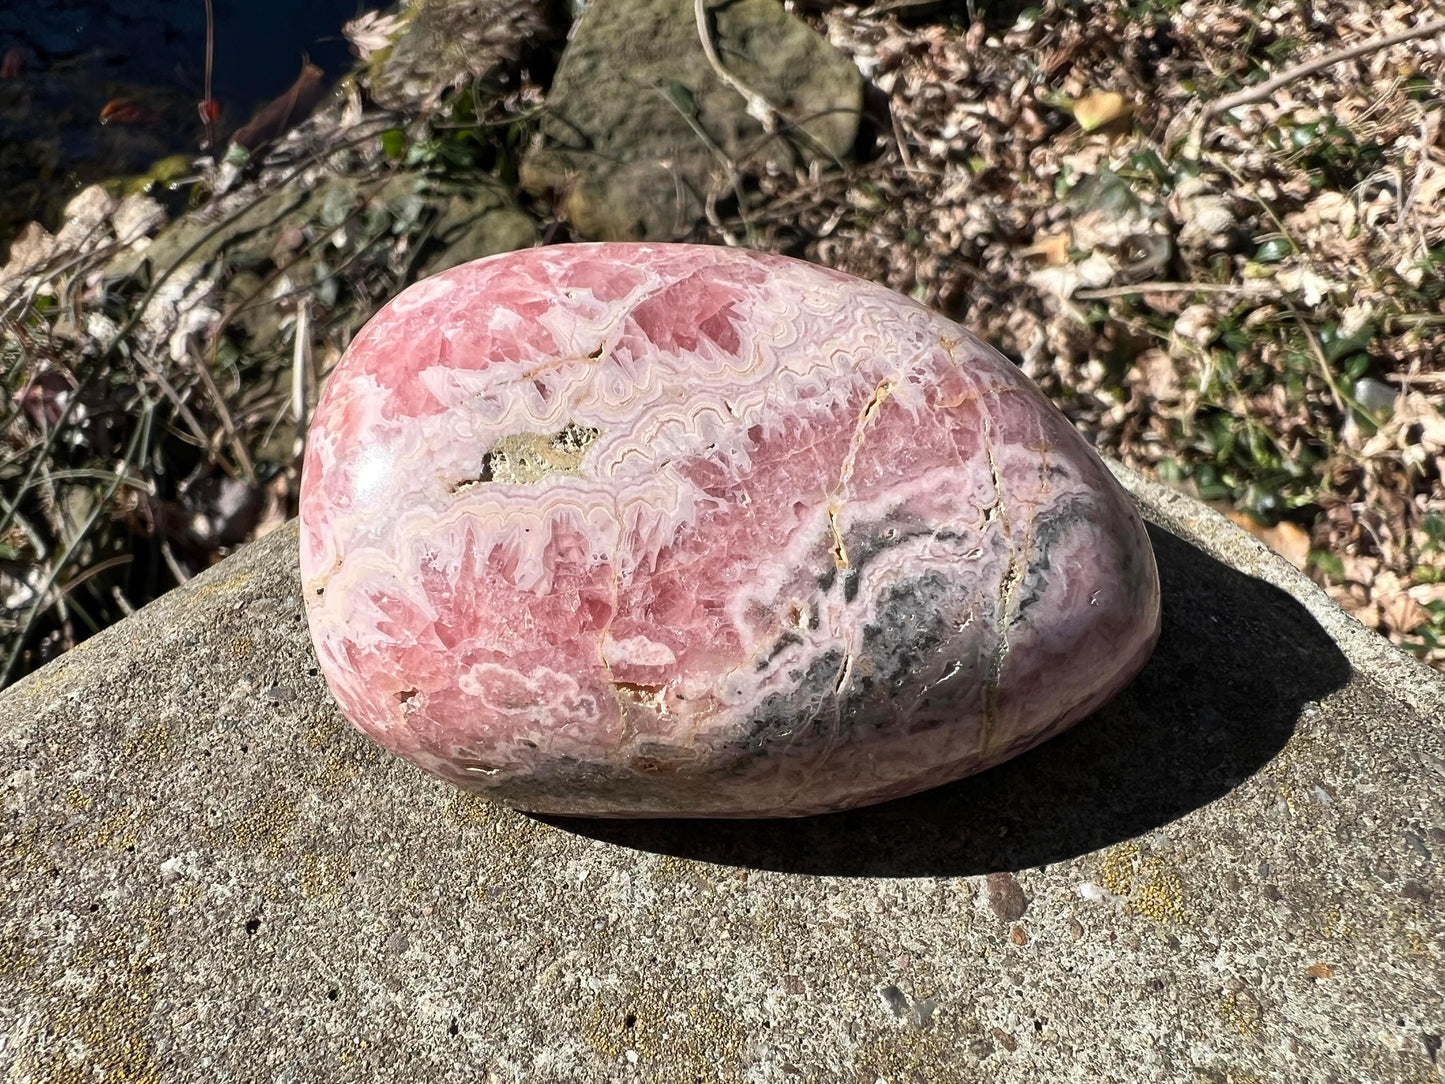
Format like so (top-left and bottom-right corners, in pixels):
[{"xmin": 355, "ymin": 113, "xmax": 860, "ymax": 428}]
[
  {"xmin": 840, "ymin": 525, "xmax": 934, "ymax": 603},
  {"xmin": 756, "ymin": 632, "xmax": 804, "ymax": 673},
  {"xmin": 736, "ymin": 649, "xmax": 845, "ymax": 753},
  {"xmin": 1011, "ymin": 497, "xmax": 1094, "ymax": 620},
  {"xmin": 859, "ymin": 571, "xmax": 957, "ymax": 689},
  {"xmin": 729, "ymin": 569, "xmax": 967, "ymax": 770}
]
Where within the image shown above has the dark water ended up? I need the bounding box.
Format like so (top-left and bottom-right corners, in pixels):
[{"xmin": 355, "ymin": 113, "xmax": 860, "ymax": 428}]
[
  {"xmin": 0, "ymin": 0, "xmax": 377, "ymax": 111},
  {"xmin": 0, "ymin": 0, "xmax": 384, "ymax": 249}
]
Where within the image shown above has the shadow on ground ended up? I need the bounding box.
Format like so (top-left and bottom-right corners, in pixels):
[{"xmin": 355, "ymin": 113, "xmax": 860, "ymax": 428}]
[{"xmin": 542, "ymin": 525, "xmax": 1351, "ymax": 876}]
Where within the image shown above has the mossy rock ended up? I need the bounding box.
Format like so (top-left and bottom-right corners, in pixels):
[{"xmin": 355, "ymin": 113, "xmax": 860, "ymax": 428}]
[
  {"xmin": 418, "ymin": 180, "xmax": 539, "ymax": 277},
  {"xmin": 521, "ymin": 0, "xmax": 862, "ymax": 240},
  {"xmin": 138, "ymin": 188, "xmax": 308, "ymax": 276},
  {"xmin": 367, "ymin": 0, "xmax": 564, "ymax": 112}
]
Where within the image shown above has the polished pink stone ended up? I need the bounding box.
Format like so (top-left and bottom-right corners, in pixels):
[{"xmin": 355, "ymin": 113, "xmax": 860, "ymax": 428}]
[{"xmin": 300, "ymin": 244, "xmax": 1160, "ymax": 817}]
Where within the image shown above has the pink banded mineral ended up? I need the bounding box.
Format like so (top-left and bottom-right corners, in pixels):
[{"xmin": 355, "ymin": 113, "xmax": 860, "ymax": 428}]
[{"xmin": 300, "ymin": 244, "xmax": 1160, "ymax": 817}]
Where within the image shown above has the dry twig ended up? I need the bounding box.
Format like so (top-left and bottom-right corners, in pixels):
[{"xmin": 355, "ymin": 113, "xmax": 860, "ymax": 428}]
[
  {"xmin": 693, "ymin": 0, "xmax": 779, "ymax": 130},
  {"xmin": 292, "ymin": 297, "xmax": 311, "ymax": 461},
  {"xmin": 1074, "ymin": 281, "xmax": 1279, "ymax": 300},
  {"xmin": 1206, "ymin": 18, "xmax": 1445, "ymax": 117},
  {"xmin": 185, "ymin": 340, "xmax": 255, "ymax": 480}
]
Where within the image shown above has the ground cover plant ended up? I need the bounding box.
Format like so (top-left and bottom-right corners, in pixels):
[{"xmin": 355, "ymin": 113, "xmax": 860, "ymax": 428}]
[{"xmin": 2, "ymin": 0, "xmax": 1442, "ymax": 686}]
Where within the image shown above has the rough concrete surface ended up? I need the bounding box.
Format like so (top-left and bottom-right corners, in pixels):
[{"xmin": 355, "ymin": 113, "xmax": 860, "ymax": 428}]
[{"xmin": 2, "ymin": 462, "xmax": 1443, "ymax": 1082}]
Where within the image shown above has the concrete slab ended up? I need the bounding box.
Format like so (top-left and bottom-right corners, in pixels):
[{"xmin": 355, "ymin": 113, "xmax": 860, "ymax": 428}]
[{"xmin": 2, "ymin": 464, "xmax": 1443, "ymax": 1082}]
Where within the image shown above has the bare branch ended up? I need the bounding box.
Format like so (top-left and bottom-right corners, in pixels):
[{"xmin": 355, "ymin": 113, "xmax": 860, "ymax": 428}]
[
  {"xmin": 1206, "ymin": 18, "xmax": 1445, "ymax": 118},
  {"xmin": 693, "ymin": 0, "xmax": 781, "ymax": 130}
]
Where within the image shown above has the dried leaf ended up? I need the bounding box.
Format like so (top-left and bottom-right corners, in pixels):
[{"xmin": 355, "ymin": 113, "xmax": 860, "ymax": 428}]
[
  {"xmin": 1173, "ymin": 305, "xmax": 1216, "ymax": 347},
  {"xmin": 1275, "ymin": 267, "xmax": 1337, "ymax": 305},
  {"xmin": 111, "ymin": 194, "xmax": 167, "ymax": 246},
  {"xmin": 232, "ymin": 62, "xmax": 326, "ymax": 153},
  {"xmin": 0, "ymin": 221, "xmax": 57, "ymax": 285},
  {"xmin": 1027, "ymin": 251, "xmax": 1114, "ymax": 300},
  {"xmin": 1022, "ymin": 232, "xmax": 1071, "ymax": 266},
  {"xmin": 1381, "ymin": 589, "xmax": 1427, "ymax": 634},
  {"xmin": 344, "ymin": 10, "xmax": 405, "ymax": 60},
  {"xmin": 1129, "ymin": 348, "xmax": 1182, "ymax": 404},
  {"xmin": 1072, "ymin": 91, "xmax": 1130, "ymax": 132},
  {"xmin": 1402, "ymin": 393, "xmax": 1445, "ymax": 449},
  {"xmin": 1408, "ymin": 583, "xmax": 1445, "ymax": 607},
  {"xmin": 1226, "ymin": 513, "xmax": 1312, "ymax": 569}
]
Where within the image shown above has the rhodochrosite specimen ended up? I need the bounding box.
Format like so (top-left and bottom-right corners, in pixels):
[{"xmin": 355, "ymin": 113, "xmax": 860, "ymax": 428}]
[{"xmin": 300, "ymin": 244, "xmax": 1160, "ymax": 817}]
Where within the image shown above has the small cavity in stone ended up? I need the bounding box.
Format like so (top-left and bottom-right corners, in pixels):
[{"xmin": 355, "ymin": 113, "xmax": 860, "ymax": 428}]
[{"xmin": 454, "ymin": 422, "xmax": 603, "ymax": 490}]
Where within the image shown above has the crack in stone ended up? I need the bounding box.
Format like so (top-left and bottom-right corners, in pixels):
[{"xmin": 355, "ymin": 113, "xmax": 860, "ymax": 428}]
[
  {"xmin": 827, "ymin": 505, "xmax": 849, "ymax": 569},
  {"xmin": 455, "ymin": 344, "xmax": 609, "ymax": 412},
  {"xmin": 926, "ymin": 658, "xmax": 964, "ymax": 693},
  {"xmin": 978, "ymin": 429, "xmax": 1005, "ymax": 532},
  {"xmin": 832, "ymin": 650, "xmax": 854, "ymax": 697},
  {"xmin": 979, "ymin": 416, "xmax": 1026, "ymax": 754},
  {"xmin": 827, "ymin": 378, "xmax": 897, "ymax": 569}
]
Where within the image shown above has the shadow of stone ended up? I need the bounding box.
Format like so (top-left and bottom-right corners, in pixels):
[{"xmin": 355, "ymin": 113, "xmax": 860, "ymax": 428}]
[{"xmin": 540, "ymin": 524, "xmax": 1351, "ymax": 876}]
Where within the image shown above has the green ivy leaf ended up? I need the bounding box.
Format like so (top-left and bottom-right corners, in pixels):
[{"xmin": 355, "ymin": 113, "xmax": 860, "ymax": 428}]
[
  {"xmin": 379, "ymin": 129, "xmax": 407, "ymax": 160},
  {"xmin": 1422, "ymin": 513, "xmax": 1445, "ymax": 549},
  {"xmin": 1317, "ymin": 321, "xmax": 1374, "ymax": 364},
  {"xmin": 1255, "ymin": 238, "xmax": 1292, "ymax": 262}
]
